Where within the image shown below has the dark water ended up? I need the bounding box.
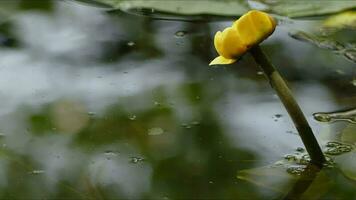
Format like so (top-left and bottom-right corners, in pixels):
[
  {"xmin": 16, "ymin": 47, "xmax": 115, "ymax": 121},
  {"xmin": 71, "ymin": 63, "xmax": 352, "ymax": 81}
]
[{"xmin": 0, "ymin": 0, "xmax": 355, "ymax": 199}]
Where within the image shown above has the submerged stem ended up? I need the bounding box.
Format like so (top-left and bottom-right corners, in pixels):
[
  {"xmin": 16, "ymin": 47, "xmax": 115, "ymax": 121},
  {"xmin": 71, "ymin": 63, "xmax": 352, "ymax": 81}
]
[{"xmin": 250, "ymin": 45, "xmax": 326, "ymax": 167}]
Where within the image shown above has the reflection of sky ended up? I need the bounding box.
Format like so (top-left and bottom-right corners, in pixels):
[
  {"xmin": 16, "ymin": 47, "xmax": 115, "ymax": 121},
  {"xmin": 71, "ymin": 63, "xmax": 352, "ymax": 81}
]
[
  {"xmin": 216, "ymin": 81, "xmax": 337, "ymax": 164},
  {"xmin": 0, "ymin": 1, "xmax": 354, "ymax": 198}
]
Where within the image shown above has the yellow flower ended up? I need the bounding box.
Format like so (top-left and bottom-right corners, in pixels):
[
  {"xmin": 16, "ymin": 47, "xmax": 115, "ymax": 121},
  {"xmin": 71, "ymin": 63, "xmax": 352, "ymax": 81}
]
[{"xmin": 210, "ymin": 10, "xmax": 276, "ymax": 66}]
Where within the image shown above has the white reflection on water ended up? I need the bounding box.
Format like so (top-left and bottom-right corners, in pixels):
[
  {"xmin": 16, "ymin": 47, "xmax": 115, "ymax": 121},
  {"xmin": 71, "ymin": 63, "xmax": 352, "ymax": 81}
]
[
  {"xmin": 0, "ymin": 0, "xmax": 354, "ymax": 198},
  {"xmin": 216, "ymin": 80, "xmax": 338, "ymax": 165},
  {"xmin": 0, "ymin": 1, "xmax": 181, "ymax": 196}
]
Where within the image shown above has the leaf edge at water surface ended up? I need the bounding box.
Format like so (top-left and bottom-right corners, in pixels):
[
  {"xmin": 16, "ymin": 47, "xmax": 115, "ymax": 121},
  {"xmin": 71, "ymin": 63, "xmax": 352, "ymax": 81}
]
[{"xmin": 82, "ymin": 0, "xmax": 250, "ymax": 16}]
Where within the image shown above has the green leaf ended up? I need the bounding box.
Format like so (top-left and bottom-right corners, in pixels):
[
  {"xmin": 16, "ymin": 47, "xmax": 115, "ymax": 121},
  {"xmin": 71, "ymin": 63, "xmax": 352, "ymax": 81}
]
[
  {"xmin": 77, "ymin": 0, "xmax": 250, "ymax": 16},
  {"xmin": 258, "ymin": 0, "xmax": 356, "ymax": 18}
]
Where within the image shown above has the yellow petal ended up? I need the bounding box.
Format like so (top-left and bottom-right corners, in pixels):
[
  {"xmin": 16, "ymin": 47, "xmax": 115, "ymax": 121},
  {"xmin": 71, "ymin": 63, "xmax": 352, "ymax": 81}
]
[
  {"xmin": 209, "ymin": 56, "xmax": 237, "ymax": 66},
  {"xmin": 220, "ymin": 27, "xmax": 246, "ymax": 58},
  {"xmin": 233, "ymin": 10, "xmax": 276, "ymax": 48},
  {"xmin": 248, "ymin": 10, "xmax": 275, "ymax": 42},
  {"xmin": 233, "ymin": 12, "xmax": 257, "ymax": 47},
  {"xmin": 214, "ymin": 31, "xmax": 224, "ymax": 57}
]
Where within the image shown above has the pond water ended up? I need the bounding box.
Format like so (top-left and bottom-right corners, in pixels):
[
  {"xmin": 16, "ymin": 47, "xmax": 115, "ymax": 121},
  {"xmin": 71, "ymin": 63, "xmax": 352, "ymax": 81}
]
[{"xmin": 0, "ymin": 1, "xmax": 355, "ymax": 199}]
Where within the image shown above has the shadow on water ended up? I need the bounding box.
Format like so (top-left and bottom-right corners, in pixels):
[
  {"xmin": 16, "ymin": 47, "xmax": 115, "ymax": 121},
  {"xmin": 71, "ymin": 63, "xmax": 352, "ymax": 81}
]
[{"xmin": 282, "ymin": 163, "xmax": 322, "ymax": 200}]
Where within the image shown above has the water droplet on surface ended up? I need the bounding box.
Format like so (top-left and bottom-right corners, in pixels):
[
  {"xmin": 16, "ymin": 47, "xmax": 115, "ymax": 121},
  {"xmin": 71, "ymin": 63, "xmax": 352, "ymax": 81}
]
[
  {"xmin": 208, "ymin": 181, "xmax": 214, "ymax": 184},
  {"xmin": 148, "ymin": 127, "xmax": 164, "ymax": 136},
  {"xmin": 257, "ymin": 71, "xmax": 264, "ymax": 75},
  {"xmin": 174, "ymin": 31, "xmax": 187, "ymax": 38},
  {"xmin": 130, "ymin": 156, "xmax": 145, "ymax": 164},
  {"xmin": 296, "ymin": 147, "xmax": 305, "ymax": 152},
  {"xmin": 104, "ymin": 150, "xmax": 119, "ymax": 157},
  {"xmin": 87, "ymin": 112, "xmax": 96, "ymax": 116},
  {"xmin": 29, "ymin": 170, "xmax": 45, "ymax": 175},
  {"xmin": 128, "ymin": 115, "xmax": 137, "ymax": 120},
  {"xmin": 127, "ymin": 41, "xmax": 135, "ymax": 46},
  {"xmin": 154, "ymin": 101, "xmax": 162, "ymax": 107},
  {"xmin": 274, "ymin": 114, "xmax": 283, "ymax": 118},
  {"xmin": 350, "ymin": 79, "xmax": 356, "ymax": 86},
  {"xmin": 191, "ymin": 121, "xmax": 200, "ymax": 125}
]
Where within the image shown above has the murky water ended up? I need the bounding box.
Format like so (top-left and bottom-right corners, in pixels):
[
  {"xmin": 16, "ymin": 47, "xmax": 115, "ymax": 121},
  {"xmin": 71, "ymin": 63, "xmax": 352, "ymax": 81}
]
[{"xmin": 0, "ymin": 1, "xmax": 355, "ymax": 199}]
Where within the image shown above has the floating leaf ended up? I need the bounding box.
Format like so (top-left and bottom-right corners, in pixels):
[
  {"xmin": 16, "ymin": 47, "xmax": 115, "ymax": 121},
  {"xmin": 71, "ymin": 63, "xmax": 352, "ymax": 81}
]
[
  {"xmin": 79, "ymin": 0, "xmax": 250, "ymax": 16},
  {"xmin": 258, "ymin": 0, "xmax": 356, "ymax": 18},
  {"xmin": 289, "ymin": 31, "xmax": 356, "ymax": 63},
  {"xmin": 323, "ymin": 11, "xmax": 356, "ymax": 30}
]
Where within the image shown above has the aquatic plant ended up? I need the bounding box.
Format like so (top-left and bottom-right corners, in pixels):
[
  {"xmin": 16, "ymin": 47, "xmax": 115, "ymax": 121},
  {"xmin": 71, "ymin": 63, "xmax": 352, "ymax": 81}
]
[{"xmin": 210, "ymin": 10, "xmax": 326, "ymax": 167}]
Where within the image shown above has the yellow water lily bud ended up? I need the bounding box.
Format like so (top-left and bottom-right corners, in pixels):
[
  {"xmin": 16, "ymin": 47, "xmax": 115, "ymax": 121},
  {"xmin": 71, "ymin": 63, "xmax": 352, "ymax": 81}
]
[{"xmin": 210, "ymin": 10, "xmax": 276, "ymax": 66}]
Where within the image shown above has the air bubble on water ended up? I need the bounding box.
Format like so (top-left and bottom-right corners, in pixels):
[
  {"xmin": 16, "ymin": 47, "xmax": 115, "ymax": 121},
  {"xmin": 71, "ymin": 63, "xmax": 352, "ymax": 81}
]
[
  {"xmin": 148, "ymin": 127, "xmax": 164, "ymax": 136},
  {"xmin": 174, "ymin": 31, "xmax": 187, "ymax": 38},
  {"xmin": 130, "ymin": 156, "xmax": 145, "ymax": 164}
]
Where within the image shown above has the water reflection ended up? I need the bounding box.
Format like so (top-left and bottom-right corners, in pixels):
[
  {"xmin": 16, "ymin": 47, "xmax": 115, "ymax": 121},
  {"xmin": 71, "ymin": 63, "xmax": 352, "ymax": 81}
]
[
  {"xmin": 282, "ymin": 164, "xmax": 323, "ymax": 200},
  {"xmin": 0, "ymin": 0, "xmax": 355, "ymax": 199}
]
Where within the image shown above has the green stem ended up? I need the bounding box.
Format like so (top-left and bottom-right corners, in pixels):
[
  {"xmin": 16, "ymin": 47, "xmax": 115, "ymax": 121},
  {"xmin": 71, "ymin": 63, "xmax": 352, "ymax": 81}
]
[{"xmin": 250, "ymin": 45, "xmax": 326, "ymax": 167}]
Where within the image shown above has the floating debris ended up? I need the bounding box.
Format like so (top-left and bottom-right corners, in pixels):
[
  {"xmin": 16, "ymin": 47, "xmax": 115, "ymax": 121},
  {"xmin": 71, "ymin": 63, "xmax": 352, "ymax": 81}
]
[
  {"xmin": 181, "ymin": 121, "xmax": 201, "ymax": 129},
  {"xmin": 284, "ymin": 154, "xmax": 297, "ymax": 161},
  {"xmin": 130, "ymin": 156, "xmax": 145, "ymax": 164},
  {"xmin": 286, "ymin": 165, "xmax": 306, "ymax": 176},
  {"xmin": 296, "ymin": 147, "xmax": 305, "ymax": 153},
  {"xmin": 313, "ymin": 108, "xmax": 356, "ymax": 124},
  {"xmin": 325, "ymin": 141, "xmax": 353, "ymax": 155}
]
